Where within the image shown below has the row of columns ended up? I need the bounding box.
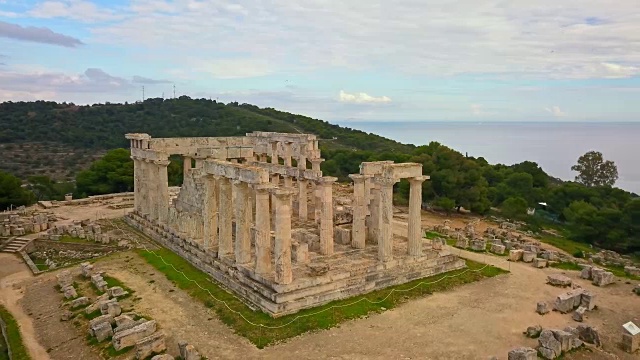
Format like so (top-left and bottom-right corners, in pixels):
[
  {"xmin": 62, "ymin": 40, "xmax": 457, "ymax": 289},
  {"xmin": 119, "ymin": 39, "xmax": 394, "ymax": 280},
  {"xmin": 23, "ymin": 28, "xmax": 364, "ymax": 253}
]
[
  {"xmin": 350, "ymin": 174, "xmax": 428, "ymax": 262},
  {"xmin": 132, "ymin": 156, "xmax": 170, "ymax": 223}
]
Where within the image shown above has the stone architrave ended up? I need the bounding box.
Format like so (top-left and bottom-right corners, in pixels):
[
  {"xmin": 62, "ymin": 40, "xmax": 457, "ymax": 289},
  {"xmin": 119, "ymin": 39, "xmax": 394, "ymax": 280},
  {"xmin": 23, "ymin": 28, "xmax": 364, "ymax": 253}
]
[
  {"xmin": 349, "ymin": 174, "xmax": 366, "ymax": 249},
  {"xmin": 376, "ymin": 176, "xmax": 397, "ymax": 262},
  {"xmin": 318, "ymin": 177, "xmax": 337, "ymax": 255},
  {"xmin": 202, "ymin": 176, "xmax": 218, "ymax": 249},
  {"xmin": 407, "ymin": 176, "xmax": 428, "ymax": 257},
  {"xmin": 233, "ymin": 181, "xmax": 251, "ymax": 264},
  {"xmin": 254, "ymin": 185, "xmax": 272, "ymax": 276},
  {"xmin": 273, "ymin": 189, "xmax": 294, "ymax": 284},
  {"xmin": 155, "ymin": 158, "xmax": 170, "ymax": 223},
  {"xmin": 217, "ymin": 177, "xmax": 234, "ymax": 259}
]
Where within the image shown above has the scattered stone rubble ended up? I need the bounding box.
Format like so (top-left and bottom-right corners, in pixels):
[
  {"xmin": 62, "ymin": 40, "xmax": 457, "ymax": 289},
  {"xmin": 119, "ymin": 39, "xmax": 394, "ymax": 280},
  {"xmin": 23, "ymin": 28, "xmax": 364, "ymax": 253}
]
[
  {"xmin": 588, "ymin": 249, "xmax": 635, "ymax": 268},
  {"xmin": 42, "ymin": 220, "xmax": 116, "ymax": 244},
  {"xmin": 634, "ymin": 284, "xmax": 640, "ymax": 295},
  {"xmin": 546, "ymin": 274, "xmax": 572, "ymax": 287},
  {"xmin": 0, "ymin": 209, "xmax": 55, "ymax": 236},
  {"xmin": 507, "ymin": 347, "xmax": 537, "ymax": 360},
  {"xmin": 536, "ymin": 302, "xmax": 549, "ymax": 315},
  {"xmin": 624, "ymin": 265, "xmax": 640, "ymax": 277},
  {"xmin": 179, "ymin": 341, "xmax": 202, "ymax": 360},
  {"xmin": 537, "ymin": 328, "xmax": 583, "ymax": 359},
  {"xmin": 580, "ymin": 265, "xmax": 615, "ymax": 287},
  {"xmin": 552, "ymin": 288, "xmax": 597, "ymax": 315}
]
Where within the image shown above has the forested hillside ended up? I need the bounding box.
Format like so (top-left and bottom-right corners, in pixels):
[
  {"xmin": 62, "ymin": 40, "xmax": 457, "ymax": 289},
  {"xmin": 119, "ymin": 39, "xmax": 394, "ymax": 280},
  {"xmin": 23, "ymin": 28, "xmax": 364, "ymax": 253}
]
[{"xmin": 1, "ymin": 97, "xmax": 639, "ymax": 254}]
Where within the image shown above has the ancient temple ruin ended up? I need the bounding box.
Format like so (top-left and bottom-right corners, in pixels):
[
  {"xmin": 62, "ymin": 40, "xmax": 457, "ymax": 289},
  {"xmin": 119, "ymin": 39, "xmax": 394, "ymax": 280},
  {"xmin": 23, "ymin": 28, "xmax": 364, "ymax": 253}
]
[{"xmin": 124, "ymin": 132, "xmax": 465, "ymax": 316}]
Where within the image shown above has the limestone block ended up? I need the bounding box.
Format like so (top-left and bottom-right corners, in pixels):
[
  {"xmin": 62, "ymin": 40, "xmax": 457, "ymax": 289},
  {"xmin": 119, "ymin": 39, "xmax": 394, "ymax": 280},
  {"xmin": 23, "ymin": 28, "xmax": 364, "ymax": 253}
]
[
  {"xmin": 85, "ymin": 294, "xmax": 110, "ymax": 314},
  {"xmin": 179, "ymin": 341, "xmax": 201, "ymax": 360},
  {"xmin": 334, "ymin": 227, "xmax": 351, "ymax": 245},
  {"xmin": 575, "ymin": 324, "xmax": 601, "ymax": 346},
  {"xmin": 62, "ymin": 285, "xmax": 78, "ymax": 299},
  {"xmin": 80, "ymin": 262, "xmax": 94, "ymax": 278},
  {"xmin": 525, "ymin": 325, "xmax": 542, "ymax": 338},
  {"xmin": 135, "ymin": 332, "xmax": 166, "ymax": 360},
  {"xmin": 547, "ymin": 274, "xmax": 572, "ymax": 287},
  {"xmin": 151, "ymin": 355, "xmax": 174, "ymax": 360},
  {"xmin": 108, "ymin": 286, "xmax": 129, "ymax": 298},
  {"xmin": 580, "ymin": 290, "xmax": 597, "ymax": 310},
  {"xmin": 509, "ymin": 249, "xmax": 524, "ymax": 262},
  {"xmin": 470, "ymin": 240, "xmax": 486, "ymax": 251},
  {"xmin": 536, "ymin": 301, "xmax": 549, "ymax": 315},
  {"xmin": 490, "ymin": 244, "xmax": 505, "ymax": 255},
  {"xmin": 71, "ymin": 296, "xmax": 90, "ymax": 309},
  {"xmin": 89, "ymin": 315, "xmax": 114, "ymax": 336},
  {"xmin": 455, "ymin": 237, "xmax": 469, "ymax": 248},
  {"xmin": 112, "ymin": 320, "xmax": 157, "ymax": 351},
  {"xmin": 100, "ymin": 299, "xmax": 122, "ymax": 317},
  {"xmin": 591, "ymin": 268, "xmax": 614, "ymax": 286},
  {"xmin": 553, "ymin": 289, "xmax": 583, "ymax": 313},
  {"xmin": 533, "ymin": 258, "xmax": 547, "ymax": 268},
  {"xmin": 622, "ymin": 333, "xmax": 639, "ymax": 353},
  {"xmin": 93, "ymin": 321, "xmax": 114, "ymax": 342},
  {"xmin": 50, "ymin": 234, "xmax": 61, "ymax": 241},
  {"xmin": 580, "ymin": 265, "xmax": 592, "ymax": 279},
  {"xmin": 625, "ymin": 266, "xmax": 640, "ymax": 277},
  {"xmin": 522, "ymin": 251, "xmax": 535, "ymax": 262},
  {"xmin": 507, "ymin": 347, "xmax": 537, "ymax": 360},
  {"xmin": 115, "ymin": 314, "xmax": 134, "ymax": 328},
  {"xmin": 572, "ymin": 306, "xmax": 587, "ymax": 322},
  {"xmin": 292, "ymin": 242, "xmax": 309, "ymax": 264},
  {"xmin": 634, "ymin": 284, "xmax": 640, "ymax": 295},
  {"xmin": 115, "ymin": 319, "xmax": 147, "ymax": 334},
  {"xmin": 61, "ymin": 310, "xmax": 74, "ymax": 321},
  {"xmin": 538, "ymin": 330, "xmax": 562, "ymax": 359},
  {"xmin": 56, "ymin": 270, "xmax": 73, "ymax": 288},
  {"xmin": 432, "ymin": 237, "xmax": 444, "ymax": 250}
]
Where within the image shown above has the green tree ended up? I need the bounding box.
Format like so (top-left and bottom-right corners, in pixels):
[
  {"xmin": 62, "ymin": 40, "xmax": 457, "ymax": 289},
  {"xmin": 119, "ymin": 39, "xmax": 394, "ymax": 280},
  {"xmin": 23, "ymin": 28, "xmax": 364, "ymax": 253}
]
[
  {"xmin": 434, "ymin": 197, "xmax": 455, "ymax": 215},
  {"xmin": 501, "ymin": 196, "xmax": 528, "ymax": 219},
  {"xmin": 571, "ymin": 151, "xmax": 618, "ymax": 187},
  {"xmin": 76, "ymin": 149, "xmax": 134, "ymax": 196},
  {"xmin": 0, "ymin": 171, "xmax": 36, "ymax": 210}
]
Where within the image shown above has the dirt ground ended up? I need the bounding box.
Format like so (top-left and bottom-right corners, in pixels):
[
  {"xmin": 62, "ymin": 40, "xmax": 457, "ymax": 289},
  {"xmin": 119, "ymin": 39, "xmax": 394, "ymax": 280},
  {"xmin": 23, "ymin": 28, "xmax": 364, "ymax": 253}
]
[{"xmin": 2, "ymin": 202, "xmax": 639, "ymax": 359}]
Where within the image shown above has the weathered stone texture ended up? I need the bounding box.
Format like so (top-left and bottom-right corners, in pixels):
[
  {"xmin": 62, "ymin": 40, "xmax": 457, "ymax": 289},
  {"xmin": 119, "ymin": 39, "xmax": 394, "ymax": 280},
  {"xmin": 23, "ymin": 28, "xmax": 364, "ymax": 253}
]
[
  {"xmin": 507, "ymin": 347, "xmax": 537, "ymax": 360},
  {"xmin": 135, "ymin": 332, "xmax": 166, "ymax": 360},
  {"xmin": 112, "ymin": 320, "xmax": 157, "ymax": 351}
]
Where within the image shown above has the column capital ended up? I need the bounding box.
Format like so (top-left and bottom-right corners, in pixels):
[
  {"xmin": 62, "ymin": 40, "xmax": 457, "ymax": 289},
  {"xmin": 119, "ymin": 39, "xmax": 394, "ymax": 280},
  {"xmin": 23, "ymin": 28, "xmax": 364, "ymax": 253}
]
[
  {"xmin": 231, "ymin": 179, "xmax": 248, "ymax": 186},
  {"xmin": 309, "ymin": 158, "xmax": 325, "ymax": 164},
  {"xmin": 153, "ymin": 159, "xmax": 171, "ymax": 166},
  {"xmin": 251, "ymin": 183, "xmax": 276, "ymax": 192},
  {"xmin": 373, "ymin": 176, "xmax": 397, "ymax": 186},
  {"xmin": 348, "ymin": 174, "xmax": 372, "ymax": 183},
  {"xmin": 272, "ymin": 188, "xmax": 295, "ymax": 198},
  {"xmin": 317, "ymin": 176, "xmax": 337, "ymax": 186},
  {"xmin": 409, "ymin": 175, "xmax": 430, "ymax": 183}
]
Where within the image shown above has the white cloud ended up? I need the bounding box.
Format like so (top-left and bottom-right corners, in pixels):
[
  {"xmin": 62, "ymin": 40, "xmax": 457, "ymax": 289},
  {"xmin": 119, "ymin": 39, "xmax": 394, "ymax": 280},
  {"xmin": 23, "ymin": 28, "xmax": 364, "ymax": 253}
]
[
  {"xmin": 470, "ymin": 104, "xmax": 485, "ymax": 116},
  {"xmin": 545, "ymin": 106, "xmax": 567, "ymax": 117},
  {"xmin": 193, "ymin": 59, "xmax": 273, "ymax": 79},
  {"xmin": 80, "ymin": 0, "xmax": 640, "ymax": 80},
  {"xmin": 28, "ymin": 0, "xmax": 124, "ymax": 23},
  {"xmin": 339, "ymin": 90, "xmax": 391, "ymax": 104}
]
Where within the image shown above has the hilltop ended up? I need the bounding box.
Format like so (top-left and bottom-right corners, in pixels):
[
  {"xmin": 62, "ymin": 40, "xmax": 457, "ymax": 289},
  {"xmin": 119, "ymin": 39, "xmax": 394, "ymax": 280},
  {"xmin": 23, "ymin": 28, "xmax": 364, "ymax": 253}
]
[{"xmin": 0, "ymin": 97, "xmax": 411, "ymax": 180}]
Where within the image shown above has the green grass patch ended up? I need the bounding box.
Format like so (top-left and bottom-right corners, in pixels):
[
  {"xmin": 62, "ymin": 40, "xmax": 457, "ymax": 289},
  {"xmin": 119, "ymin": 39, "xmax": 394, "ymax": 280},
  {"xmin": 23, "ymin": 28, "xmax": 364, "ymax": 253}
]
[
  {"xmin": 538, "ymin": 235, "xmax": 595, "ymax": 257},
  {"xmin": 550, "ymin": 262, "xmax": 583, "ymax": 271},
  {"xmin": 32, "ymin": 259, "xmax": 49, "ymax": 271},
  {"xmin": 601, "ymin": 264, "xmax": 640, "ymax": 281},
  {"xmin": 83, "ymin": 309, "xmax": 102, "ymax": 321},
  {"xmin": 0, "ymin": 304, "xmax": 32, "ymax": 360},
  {"xmin": 424, "ymin": 231, "xmax": 443, "ymax": 239},
  {"xmin": 137, "ymin": 248, "xmax": 507, "ymax": 348},
  {"xmin": 91, "ymin": 275, "xmax": 134, "ymax": 298},
  {"xmin": 59, "ymin": 235, "xmax": 92, "ymax": 244},
  {"xmin": 106, "ymin": 344, "xmax": 133, "ymax": 357}
]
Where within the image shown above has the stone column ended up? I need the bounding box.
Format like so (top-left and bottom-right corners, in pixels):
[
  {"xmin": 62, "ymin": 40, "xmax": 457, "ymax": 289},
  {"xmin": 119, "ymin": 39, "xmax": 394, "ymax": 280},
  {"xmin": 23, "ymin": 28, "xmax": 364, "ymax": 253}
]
[
  {"xmin": 155, "ymin": 159, "xmax": 170, "ymax": 223},
  {"xmin": 131, "ymin": 157, "xmax": 141, "ymax": 213},
  {"xmin": 271, "ymin": 142, "xmax": 279, "ymax": 164},
  {"xmin": 407, "ymin": 176, "xmax": 428, "ymax": 257},
  {"xmin": 368, "ymin": 186, "xmax": 380, "ymax": 243},
  {"xmin": 283, "ymin": 175, "xmax": 293, "ymax": 188},
  {"xmin": 298, "ymin": 145, "xmax": 307, "ymax": 171},
  {"xmin": 310, "ymin": 159, "xmax": 324, "ymax": 222},
  {"xmin": 218, "ymin": 177, "xmax": 234, "ymax": 259},
  {"xmin": 349, "ymin": 174, "xmax": 366, "ymax": 249},
  {"xmin": 233, "ymin": 180, "xmax": 251, "ymax": 264},
  {"xmin": 376, "ymin": 177, "xmax": 396, "ymax": 262},
  {"xmin": 318, "ymin": 177, "xmax": 337, "ymax": 255},
  {"xmin": 202, "ymin": 176, "xmax": 218, "ymax": 249},
  {"xmin": 259, "ymin": 153, "xmax": 268, "ymax": 162},
  {"xmin": 146, "ymin": 160, "xmax": 158, "ymax": 220},
  {"xmin": 363, "ymin": 176, "xmax": 374, "ymax": 215},
  {"xmin": 273, "ymin": 189, "xmax": 293, "ymax": 284},
  {"xmin": 283, "ymin": 142, "xmax": 292, "ymax": 167},
  {"xmin": 254, "ymin": 185, "xmax": 272, "ymax": 276},
  {"xmin": 310, "ymin": 158, "xmax": 323, "ymax": 174},
  {"xmin": 183, "ymin": 156, "xmax": 191, "ymax": 178},
  {"xmin": 298, "ymin": 179, "xmax": 308, "ymax": 220}
]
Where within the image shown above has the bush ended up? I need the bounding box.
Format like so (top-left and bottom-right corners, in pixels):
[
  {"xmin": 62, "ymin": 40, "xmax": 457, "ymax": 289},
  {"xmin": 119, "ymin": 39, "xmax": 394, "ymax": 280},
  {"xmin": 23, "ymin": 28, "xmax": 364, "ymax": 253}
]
[{"xmin": 573, "ymin": 250, "xmax": 585, "ymax": 258}]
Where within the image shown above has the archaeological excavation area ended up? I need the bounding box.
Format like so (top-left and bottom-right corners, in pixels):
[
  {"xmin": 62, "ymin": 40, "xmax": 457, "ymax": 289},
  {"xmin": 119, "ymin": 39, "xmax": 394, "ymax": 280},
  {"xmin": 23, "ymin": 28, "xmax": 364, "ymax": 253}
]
[{"xmin": 124, "ymin": 131, "xmax": 464, "ymax": 316}]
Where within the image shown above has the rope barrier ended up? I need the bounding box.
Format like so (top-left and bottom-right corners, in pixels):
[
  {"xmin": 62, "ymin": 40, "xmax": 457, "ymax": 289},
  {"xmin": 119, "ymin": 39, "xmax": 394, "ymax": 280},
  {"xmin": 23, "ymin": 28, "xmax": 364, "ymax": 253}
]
[{"xmin": 105, "ymin": 215, "xmax": 491, "ymax": 330}]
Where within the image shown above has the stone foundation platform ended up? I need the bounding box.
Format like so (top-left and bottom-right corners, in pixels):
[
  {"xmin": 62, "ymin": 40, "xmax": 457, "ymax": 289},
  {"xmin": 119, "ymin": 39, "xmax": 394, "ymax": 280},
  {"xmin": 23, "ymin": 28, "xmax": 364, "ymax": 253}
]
[{"xmin": 125, "ymin": 212, "xmax": 466, "ymax": 317}]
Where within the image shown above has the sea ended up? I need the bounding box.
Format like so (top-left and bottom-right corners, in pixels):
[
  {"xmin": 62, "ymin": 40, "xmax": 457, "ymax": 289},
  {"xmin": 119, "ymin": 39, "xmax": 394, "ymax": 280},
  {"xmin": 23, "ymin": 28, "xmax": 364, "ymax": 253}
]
[{"xmin": 333, "ymin": 121, "xmax": 640, "ymax": 195}]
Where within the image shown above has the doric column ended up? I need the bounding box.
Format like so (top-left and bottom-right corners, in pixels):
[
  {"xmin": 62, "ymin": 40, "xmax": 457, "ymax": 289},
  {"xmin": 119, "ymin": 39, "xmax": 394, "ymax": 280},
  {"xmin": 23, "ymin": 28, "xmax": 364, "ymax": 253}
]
[
  {"xmin": 271, "ymin": 142, "xmax": 279, "ymax": 164},
  {"xmin": 183, "ymin": 156, "xmax": 191, "ymax": 178},
  {"xmin": 408, "ymin": 176, "xmax": 428, "ymax": 257},
  {"xmin": 145, "ymin": 160, "xmax": 158, "ymax": 220},
  {"xmin": 310, "ymin": 158, "xmax": 324, "ymax": 223},
  {"xmin": 217, "ymin": 177, "xmax": 234, "ymax": 259},
  {"xmin": 349, "ymin": 174, "xmax": 366, "ymax": 249},
  {"xmin": 368, "ymin": 186, "xmax": 380, "ymax": 243},
  {"xmin": 273, "ymin": 188, "xmax": 294, "ymax": 284},
  {"xmin": 259, "ymin": 153, "xmax": 268, "ymax": 162},
  {"xmin": 233, "ymin": 181, "xmax": 251, "ymax": 264},
  {"xmin": 283, "ymin": 175, "xmax": 293, "ymax": 188},
  {"xmin": 131, "ymin": 156, "xmax": 141, "ymax": 213},
  {"xmin": 155, "ymin": 158, "xmax": 170, "ymax": 223},
  {"xmin": 202, "ymin": 176, "xmax": 218, "ymax": 249},
  {"xmin": 283, "ymin": 142, "xmax": 292, "ymax": 167},
  {"xmin": 375, "ymin": 177, "xmax": 396, "ymax": 262},
  {"xmin": 310, "ymin": 158, "xmax": 324, "ymax": 174},
  {"xmin": 298, "ymin": 145, "xmax": 307, "ymax": 171},
  {"xmin": 363, "ymin": 176, "xmax": 374, "ymax": 216},
  {"xmin": 254, "ymin": 184, "xmax": 272, "ymax": 276},
  {"xmin": 298, "ymin": 178, "xmax": 308, "ymax": 220},
  {"xmin": 318, "ymin": 176, "xmax": 337, "ymax": 255}
]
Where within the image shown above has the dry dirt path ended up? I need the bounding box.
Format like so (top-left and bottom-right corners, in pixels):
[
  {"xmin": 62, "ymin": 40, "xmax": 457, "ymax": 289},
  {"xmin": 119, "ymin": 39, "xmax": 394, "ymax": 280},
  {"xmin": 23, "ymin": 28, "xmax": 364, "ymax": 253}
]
[{"xmin": 0, "ymin": 253, "xmax": 51, "ymax": 360}]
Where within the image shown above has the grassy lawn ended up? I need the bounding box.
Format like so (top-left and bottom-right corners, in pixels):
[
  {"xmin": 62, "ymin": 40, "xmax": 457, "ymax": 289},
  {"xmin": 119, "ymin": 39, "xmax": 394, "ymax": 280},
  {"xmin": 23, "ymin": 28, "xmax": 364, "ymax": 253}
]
[
  {"xmin": 550, "ymin": 262, "xmax": 583, "ymax": 271},
  {"xmin": 537, "ymin": 235, "xmax": 595, "ymax": 257},
  {"xmin": 91, "ymin": 275, "xmax": 134, "ymax": 299},
  {"xmin": 0, "ymin": 305, "xmax": 32, "ymax": 360},
  {"xmin": 603, "ymin": 264, "xmax": 640, "ymax": 281},
  {"xmin": 137, "ymin": 248, "xmax": 507, "ymax": 348}
]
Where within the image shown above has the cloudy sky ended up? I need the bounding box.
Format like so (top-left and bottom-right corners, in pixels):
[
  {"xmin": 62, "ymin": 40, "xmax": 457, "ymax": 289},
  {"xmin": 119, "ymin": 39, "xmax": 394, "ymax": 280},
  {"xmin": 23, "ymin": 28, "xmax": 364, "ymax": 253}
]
[{"xmin": 1, "ymin": 0, "xmax": 639, "ymax": 122}]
